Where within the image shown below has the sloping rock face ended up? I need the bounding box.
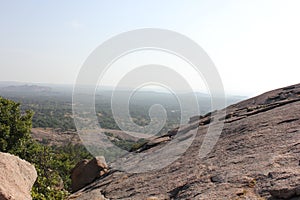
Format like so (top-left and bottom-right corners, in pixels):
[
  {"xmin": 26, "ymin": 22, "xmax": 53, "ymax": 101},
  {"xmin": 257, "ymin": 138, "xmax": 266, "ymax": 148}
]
[
  {"xmin": 69, "ymin": 83, "xmax": 300, "ymax": 200},
  {"xmin": 71, "ymin": 156, "xmax": 109, "ymax": 192},
  {"xmin": 0, "ymin": 152, "xmax": 37, "ymax": 200}
]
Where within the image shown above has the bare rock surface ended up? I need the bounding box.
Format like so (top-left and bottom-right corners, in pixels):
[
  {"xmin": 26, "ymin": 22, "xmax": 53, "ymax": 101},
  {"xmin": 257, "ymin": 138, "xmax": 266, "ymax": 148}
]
[
  {"xmin": 69, "ymin": 83, "xmax": 300, "ymax": 200},
  {"xmin": 71, "ymin": 156, "xmax": 109, "ymax": 192},
  {"xmin": 0, "ymin": 152, "xmax": 37, "ymax": 200},
  {"xmin": 266, "ymin": 168, "xmax": 300, "ymax": 199}
]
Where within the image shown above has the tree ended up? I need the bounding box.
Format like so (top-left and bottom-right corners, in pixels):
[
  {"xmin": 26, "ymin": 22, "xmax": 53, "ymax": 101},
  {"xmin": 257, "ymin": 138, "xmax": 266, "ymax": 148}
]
[
  {"xmin": 0, "ymin": 96, "xmax": 33, "ymax": 154},
  {"xmin": 0, "ymin": 97, "xmax": 92, "ymax": 199},
  {"xmin": 0, "ymin": 97, "xmax": 69, "ymax": 199}
]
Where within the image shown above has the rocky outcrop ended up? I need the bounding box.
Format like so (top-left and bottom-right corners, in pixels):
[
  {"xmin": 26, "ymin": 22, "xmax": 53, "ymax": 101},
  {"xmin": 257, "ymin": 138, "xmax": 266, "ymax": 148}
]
[
  {"xmin": 69, "ymin": 83, "xmax": 300, "ymax": 200},
  {"xmin": 71, "ymin": 156, "xmax": 109, "ymax": 192},
  {"xmin": 0, "ymin": 152, "xmax": 37, "ymax": 200}
]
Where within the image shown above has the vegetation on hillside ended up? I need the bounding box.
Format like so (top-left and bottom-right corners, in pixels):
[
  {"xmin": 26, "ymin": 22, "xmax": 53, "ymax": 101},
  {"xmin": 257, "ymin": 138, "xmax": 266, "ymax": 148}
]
[
  {"xmin": 0, "ymin": 89, "xmax": 237, "ymax": 198},
  {"xmin": 0, "ymin": 96, "xmax": 156, "ymax": 199},
  {"xmin": 4, "ymin": 93, "xmax": 182, "ymax": 134},
  {"xmin": 0, "ymin": 97, "xmax": 92, "ymax": 199}
]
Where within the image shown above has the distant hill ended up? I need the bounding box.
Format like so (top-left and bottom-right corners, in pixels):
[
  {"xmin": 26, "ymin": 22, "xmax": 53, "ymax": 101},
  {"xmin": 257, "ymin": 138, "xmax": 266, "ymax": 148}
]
[{"xmin": 0, "ymin": 84, "xmax": 52, "ymax": 93}]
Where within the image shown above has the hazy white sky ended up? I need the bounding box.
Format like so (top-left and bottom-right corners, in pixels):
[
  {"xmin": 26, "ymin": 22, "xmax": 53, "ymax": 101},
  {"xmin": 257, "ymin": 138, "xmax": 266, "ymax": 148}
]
[{"xmin": 0, "ymin": 0, "xmax": 299, "ymax": 96}]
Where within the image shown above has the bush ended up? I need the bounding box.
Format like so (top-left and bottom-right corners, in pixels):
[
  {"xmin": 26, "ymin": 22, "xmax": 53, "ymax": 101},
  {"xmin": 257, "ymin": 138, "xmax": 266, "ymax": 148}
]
[
  {"xmin": 0, "ymin": 97, "xmax": 72, "ymax": 199},
  {"xmin": 0, "ymin": 97, "xmax": 33, "ymax": 153}
]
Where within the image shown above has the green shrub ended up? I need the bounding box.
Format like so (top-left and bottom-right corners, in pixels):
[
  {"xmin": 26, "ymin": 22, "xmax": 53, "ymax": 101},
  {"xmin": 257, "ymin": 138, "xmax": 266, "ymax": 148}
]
[{"xmin": 0, "ymin": 97, "xmax": 93, "ymax": 199}]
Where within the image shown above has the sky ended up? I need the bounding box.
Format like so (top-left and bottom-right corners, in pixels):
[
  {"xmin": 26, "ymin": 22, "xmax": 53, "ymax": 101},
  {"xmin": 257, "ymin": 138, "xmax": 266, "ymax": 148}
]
[{"xmin": 0, "ymin": 0, "xmax": 300, "ymax": 96}]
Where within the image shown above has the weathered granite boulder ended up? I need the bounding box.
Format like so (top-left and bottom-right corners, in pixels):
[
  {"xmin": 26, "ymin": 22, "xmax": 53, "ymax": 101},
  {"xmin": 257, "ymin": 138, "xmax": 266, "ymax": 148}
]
[
  {"xmin": 0, "ymin": 152, "xmax": 37, "ymax": 200},
  {"xmin": 71, "ymin": 156, "xmax": 109, "ymax": 192}
]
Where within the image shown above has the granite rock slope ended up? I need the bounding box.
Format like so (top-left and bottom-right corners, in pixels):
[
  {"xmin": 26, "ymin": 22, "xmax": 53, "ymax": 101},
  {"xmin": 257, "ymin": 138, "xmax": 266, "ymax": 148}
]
[{"xmin": 69, "ymin": 83, "xmax": 300, "ymax": 200}]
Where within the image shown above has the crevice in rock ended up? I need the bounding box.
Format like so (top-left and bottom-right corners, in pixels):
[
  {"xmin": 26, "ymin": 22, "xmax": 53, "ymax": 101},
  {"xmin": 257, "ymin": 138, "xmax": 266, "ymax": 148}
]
[
  {"xmin": 168, "ymin": 183, "xmax": 190, "ymax": 199},
  {"xmin": 277, "ymin": 118, "xmax": 299, "ymax": 125}
]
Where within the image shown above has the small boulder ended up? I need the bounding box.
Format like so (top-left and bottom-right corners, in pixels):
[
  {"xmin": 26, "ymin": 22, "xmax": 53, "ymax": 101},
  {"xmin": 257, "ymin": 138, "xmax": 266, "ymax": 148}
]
[
  {"xmin": 0, "ymin": 152, "xmax": 37, "ymax": 200},
  {"xmin": 71, "ymin": 156, "xmax": 109, "ymax": 192}
]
